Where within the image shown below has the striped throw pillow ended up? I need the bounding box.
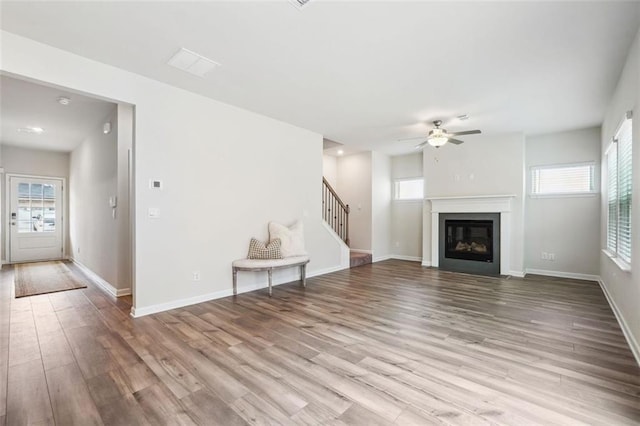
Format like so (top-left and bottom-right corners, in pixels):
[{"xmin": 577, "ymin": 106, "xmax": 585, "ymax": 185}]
[{"xmin": 247, "ymin": 238, "xmax": 283, "ymax": 259}]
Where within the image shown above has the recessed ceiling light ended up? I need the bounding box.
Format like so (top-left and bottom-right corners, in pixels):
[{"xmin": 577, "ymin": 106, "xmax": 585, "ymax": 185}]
[
  {"xmin": 337, "ymin": 149, "xmax": 344, "ymax": 155},
  {"xmin": 17, "ymin": 126, "xmax": 44, "ymax": 134},
  {"xmin": 168, "ymin": 48, "xmax": 220, "ymax": 78},
  {"xmin": 57, "ymin": 96, "xmax": 71, "ymax": 105},
  {"xmin": 457, "ymin": 114, "xmax": 469, "ymax": 121}
]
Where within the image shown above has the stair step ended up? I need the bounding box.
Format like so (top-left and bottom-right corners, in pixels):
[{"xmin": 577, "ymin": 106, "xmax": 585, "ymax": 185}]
[{"xmin": 350, "ymin": 251, "xmax": 372, "ymax": 268}]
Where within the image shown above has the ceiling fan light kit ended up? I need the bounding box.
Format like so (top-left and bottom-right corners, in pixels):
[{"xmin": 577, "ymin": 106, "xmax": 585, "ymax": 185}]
[
  {"xmin": 406, "ymin": 119, "xmax": 482, "ymax": 149},
  {"xmin": 428, "ymin": 135, "xmax": 448, "ymax": 147}
]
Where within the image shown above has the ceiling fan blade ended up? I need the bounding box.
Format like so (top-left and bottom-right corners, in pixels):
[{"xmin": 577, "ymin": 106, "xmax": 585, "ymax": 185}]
[
  {"xmin": 448, "ymin": 138, "xmax": 465, "ymax": 145},
  {"xmin": 448, "ymin": 129, "xmax": 481, "ymax": 136},
  {"xmin": 414, "ymin": 141, "xmax": 428, "ymax": 149},
  {"xmin": 398, "ymin": 136, "xmax": 429, "ymax": 141}
]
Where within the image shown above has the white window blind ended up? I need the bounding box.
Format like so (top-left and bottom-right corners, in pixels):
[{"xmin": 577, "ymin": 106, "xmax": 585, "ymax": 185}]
[
  {"xmin": 617, "ymin": 116, "xmax": 633, "ymax": 263},
  {"xmin": 606, "ymin": 111, "xmax": 633, "ymax": 266},
  {"xmin": 531, "ymin": 163, "xmax": 595, "ymax": 196},
  {"xmin": 607, "ymin": 144, "xmax": 618, "ymax": 253},
  {"xmin": 394, "ymin": 178, "xmax": 423, "ymax": 200}
]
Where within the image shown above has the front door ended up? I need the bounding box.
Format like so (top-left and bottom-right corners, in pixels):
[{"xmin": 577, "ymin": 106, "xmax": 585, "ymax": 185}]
[{"xmin": 9, "ymin": 176, "xmax": 64, "ymax": 263}]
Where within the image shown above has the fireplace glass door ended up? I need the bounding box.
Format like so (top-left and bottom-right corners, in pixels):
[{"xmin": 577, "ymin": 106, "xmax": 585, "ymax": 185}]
[{"xmin": 445, "ymin": 220, "xmax": 493, "ymax": 263}]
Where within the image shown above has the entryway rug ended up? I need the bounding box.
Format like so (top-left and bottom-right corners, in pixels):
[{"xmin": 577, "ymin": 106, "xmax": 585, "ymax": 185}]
[{"xmin": 14, "ymin": 261, "xmax": 88, "ymax": 298}]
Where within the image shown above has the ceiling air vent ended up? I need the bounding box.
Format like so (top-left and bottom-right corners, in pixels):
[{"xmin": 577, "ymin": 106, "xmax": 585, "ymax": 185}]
[
  {"xmin": 167, "ymin": 48, "xmax": 220, "ymax": 78},
  {"xmin": 289, "ymin": 0, "xmax": 313, "ymax": 10}
]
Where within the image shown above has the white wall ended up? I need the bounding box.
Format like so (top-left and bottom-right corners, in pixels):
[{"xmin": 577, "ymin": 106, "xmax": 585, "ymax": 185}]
[
  {"xmin": 0, "ymin": 145, "xmax": 70, "ymax": 261},
  {"xmin": 69, "ymin": 107, "xmax": 119, "ymax": 289},
  {"xmin": 525, "ymin": 127, "xmax": 601, "ymax": 277},
  {"xmin": 372, "ymin": 152, "xmax": 391, "ymax": 261},
  {"xmin": 322, "ymin": 154, "xmax": 338, "ymax": 188},
  {"xmin": 600, "ymin": 28, "xmax": 640, "ymax": 362},
  {"xmin": 337, "ymin": 152, "xmax": 372, "ymax": 251},
  {"xmin": 391, "ymin": 153, "xmax": 423, "ymax": 260},
  {"xmin": 423, "ymin": 133, "xmax": 525, "ymax": 275},
  {"xmin": 0, "ymin": 31, "xmax": 343, "ymax": 315}
]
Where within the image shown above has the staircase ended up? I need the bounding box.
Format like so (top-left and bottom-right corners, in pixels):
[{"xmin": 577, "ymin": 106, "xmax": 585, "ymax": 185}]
[
  {"xmin": 322, "ymin": 178, "xmax": 350, "ymax": 245},
  {"xmin": 322, "ymin": 178, "xmax": 372, "ymax": 268},
  {"xmin": 350, "ymin": 251, "xmax": 372, "ymax": 268}
]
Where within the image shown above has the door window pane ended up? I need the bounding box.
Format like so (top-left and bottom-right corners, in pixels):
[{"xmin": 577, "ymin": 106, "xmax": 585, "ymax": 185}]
[
  {"xmin": 18, "ymin": 183, "xmax": 30, "ymax": 198},
  {"xmin": 16, "ymin": 182, "xmax": 56, "ymax": 233}
]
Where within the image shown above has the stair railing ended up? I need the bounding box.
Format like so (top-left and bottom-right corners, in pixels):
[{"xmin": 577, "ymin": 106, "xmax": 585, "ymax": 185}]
[{"xmin": 322, "ymin": 178, "xmax": 350, "ymax": 245}]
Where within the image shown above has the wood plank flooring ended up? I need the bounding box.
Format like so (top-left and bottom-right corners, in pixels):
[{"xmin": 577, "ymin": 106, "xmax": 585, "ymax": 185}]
[{"xmin": 0, "ymin": 260, "xmax": 638, "ymax": 425}]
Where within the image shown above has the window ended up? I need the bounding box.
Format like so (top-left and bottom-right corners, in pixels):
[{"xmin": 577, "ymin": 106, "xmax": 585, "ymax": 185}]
[
  {"xmin": 531, "ymin": 163, "xmax": 596, "ymax": 196},
  {"xmin": 607, "ymin": 111, "xmax": 633, "ymax": 266},
  {"xmin": 17, "ymin": 182, "xmax": 57, "ymax": 233},
  {"xmin": 394, "ymin": 178, "xmax": 423, "ymax": 200}
]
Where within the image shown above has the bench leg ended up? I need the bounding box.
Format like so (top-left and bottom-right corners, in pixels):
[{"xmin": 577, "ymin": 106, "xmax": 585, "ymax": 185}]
[
  {"xmin": 301, "ymin": 264, "xmax": 307, "ymax": 288},
  {"xmin": 233, "ymin": 267, "xmax": 238, "ymax": 296},
  {"xmin": 268, "ymin": 269, "xmax": 273, "ymax": 297}
]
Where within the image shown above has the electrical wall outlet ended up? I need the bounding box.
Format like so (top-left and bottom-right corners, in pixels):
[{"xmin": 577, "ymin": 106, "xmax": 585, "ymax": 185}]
[
  {"xmin": 541, "ymin": 252, "xmax": 548, "ymax": 260},
  {"xmin": 548, "ymin": 253, "xmax": 555, "ymax": 261},
  {"xmin": 192, "ymin": 271, "xmax": 201, "ymax": 281}
]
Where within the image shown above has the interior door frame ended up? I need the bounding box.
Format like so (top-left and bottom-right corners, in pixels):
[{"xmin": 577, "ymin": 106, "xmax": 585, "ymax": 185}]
[{"xmin": 5, "ymin": 173, "xmax": 67, "ymax": 264}]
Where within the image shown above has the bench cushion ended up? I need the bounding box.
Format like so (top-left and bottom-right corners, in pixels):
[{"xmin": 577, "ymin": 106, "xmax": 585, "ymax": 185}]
[{"xmin": 232, "ymin": 255, "xmax": 309, "ymax": 269}]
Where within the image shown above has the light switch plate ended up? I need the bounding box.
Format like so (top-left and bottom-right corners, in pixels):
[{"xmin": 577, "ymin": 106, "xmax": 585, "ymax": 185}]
[{"xmin": 148, "ymin": 207, "xmax": 160, "ymax": 218}]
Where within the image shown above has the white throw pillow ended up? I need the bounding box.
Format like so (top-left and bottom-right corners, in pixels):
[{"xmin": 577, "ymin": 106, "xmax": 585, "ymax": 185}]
[{"xmin": 269, "ymin": 220, "xmax": 307, "ymax": 258}]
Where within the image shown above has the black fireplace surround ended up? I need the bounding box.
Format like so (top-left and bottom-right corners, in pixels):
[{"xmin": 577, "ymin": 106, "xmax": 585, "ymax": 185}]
[{"xmin": 438, "ymin": 213, "xmax": 500, "ymax": 276}]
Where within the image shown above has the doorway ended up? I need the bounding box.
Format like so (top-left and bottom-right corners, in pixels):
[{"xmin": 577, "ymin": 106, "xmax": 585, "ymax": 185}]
[{"xmin": 8, "ymin": 175, "xmax": 64, "ymax": 263}]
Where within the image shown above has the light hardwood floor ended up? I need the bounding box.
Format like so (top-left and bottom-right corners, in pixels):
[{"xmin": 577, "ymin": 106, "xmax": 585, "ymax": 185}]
[{"xmin": 0, "ymin": 260, "xmax": 638, "ymax": 425}]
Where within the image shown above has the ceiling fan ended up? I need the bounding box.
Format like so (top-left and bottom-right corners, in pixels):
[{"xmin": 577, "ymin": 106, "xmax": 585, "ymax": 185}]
[{"xmin": 400, "ymin": 120, "xmax": 482, "ymax": 149}]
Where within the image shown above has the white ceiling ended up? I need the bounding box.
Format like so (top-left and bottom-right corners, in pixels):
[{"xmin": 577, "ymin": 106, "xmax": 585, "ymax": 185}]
[
  {"xmin": 0, "ymin": 75, "xmax": 116, "ymax": 152},
  {"xmin": 1, "ymin": 1, "xmax": 638, "ymax": 155}
]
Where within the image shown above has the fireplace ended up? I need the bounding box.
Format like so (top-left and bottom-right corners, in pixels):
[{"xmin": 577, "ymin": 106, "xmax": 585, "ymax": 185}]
[{"xmin": 438, "ymin": 213, "xmax": 500, "ymax": 275}]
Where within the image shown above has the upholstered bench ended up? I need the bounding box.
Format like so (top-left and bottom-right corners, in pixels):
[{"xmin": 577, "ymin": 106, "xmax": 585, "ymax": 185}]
[{"xmin": 232, "ymin": 255, "xmax": 310, "ymax": 297}]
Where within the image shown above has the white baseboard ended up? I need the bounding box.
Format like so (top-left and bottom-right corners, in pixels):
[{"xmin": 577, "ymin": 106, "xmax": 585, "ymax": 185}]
[
  {"xmin": 597, "ymin": 278, "xmax": 640, "ymax": 367},
  {"xmin": 421, "ymin": 260, "xmax": 432, "ymax": 267},
  {"xmin": 131, "ymin": 287, "xmax": 234, "ymax": 318},
  {"xmin": 509, "ymin": 270, "xmax": 526, "ymax": 278},
  {"xmin": 307, "ymin": 264, "xmax": 350, "ymax": 278},
  {"xmin": 71, "ymin": 259, "xmax": 131, "ymax": 298},
  {"xmin": 132, "ymin": 264, "xmax": 350, "ymax": 318},
  {"xmin": 391, "ymin": 255, "xmax": 422, "ymax": 262},
  {"xmin": 524, "ymin": 268, "xmax": 599, "ymax": 282},
  {"xmin": 373, "ymin": 255, "xmax": 392, "ymax": 263},
  {"xmin": 373, "ymin": 254, "xmax": 422, "ymax": 263}
]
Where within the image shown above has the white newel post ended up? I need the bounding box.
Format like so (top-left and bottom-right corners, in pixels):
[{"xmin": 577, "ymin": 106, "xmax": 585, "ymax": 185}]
[{"xmin": 427, "ymin": 195, "xmax": 516, "ymax": 275}]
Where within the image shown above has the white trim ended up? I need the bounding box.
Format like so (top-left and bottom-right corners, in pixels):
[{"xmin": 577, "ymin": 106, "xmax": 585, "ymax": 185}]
[
  {"xmin": 6, "ymin": 173, "xmax": 67, "ymax": 263},
  {"xmin": 131, "ymin": 263, "xmax": 350, "ymax": 318},
  {"xmin": 508, "ymin": 270, "xmax": 526, "ymax": 278},
  {"xmin": 529, "ymin": 193, "xmax": 597, "ymax": 199},
  {"xmin": 321, "ymin": 221, "xmax": 350, "ymax": 270},
  {"xmin": 390, "ymin": 255, "xmax": 422, "ymax": 262},
  {"xmin": 307, "ymin": 264, "xmax": 349, "ymax": 278},
  {"xmin": 602, "ymin": 249, "xmax": 632, "ymax": 272},
  {"xmin": 598, "ymin": 278, "xmax": 640, "ymax": 367},
  {"xmin": 421, "ymin": 260, "xmax": 432, "ymax": 267},
  {"xmin": 350, "ymin": 248, "xmax": 373, "ymax": 254},
  {"xmin": 427, "ymin": 195, "xmax": 515, "ymax": 274},
  {"xmin": 373, "ymin": 255, "xmax": 392, "ymax": 263},
  {"xmin": 524, "ymin": 268, "xmax": 599, "ymax": 282},
  {"xmin": 131, "ymin": 288, "xmax": 233, "ymax": 318},
  {"xmin": 72, "ymin": 258, "xmax": 131, "ymax": 297},
  {"xmin": 529, "ymin": 162, "xmax": 596, "ymax": 197}
]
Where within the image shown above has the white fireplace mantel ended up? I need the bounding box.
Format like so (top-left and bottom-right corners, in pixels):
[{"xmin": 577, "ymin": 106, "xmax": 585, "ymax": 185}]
[{"xmin": 426, "ymin": 195, "xmax": 516, "ymax": 275}]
